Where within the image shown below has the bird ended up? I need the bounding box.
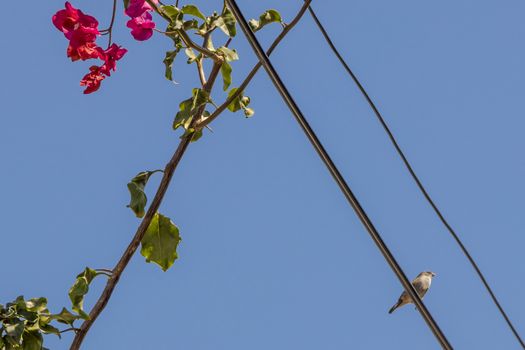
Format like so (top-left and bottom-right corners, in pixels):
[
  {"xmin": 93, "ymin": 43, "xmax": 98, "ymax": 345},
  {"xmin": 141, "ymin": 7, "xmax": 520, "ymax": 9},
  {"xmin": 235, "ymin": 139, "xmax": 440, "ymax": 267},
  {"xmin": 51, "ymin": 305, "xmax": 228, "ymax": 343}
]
[{"xmin": 388, "ymin": 271, "xmax": 436, "ymax": 314}]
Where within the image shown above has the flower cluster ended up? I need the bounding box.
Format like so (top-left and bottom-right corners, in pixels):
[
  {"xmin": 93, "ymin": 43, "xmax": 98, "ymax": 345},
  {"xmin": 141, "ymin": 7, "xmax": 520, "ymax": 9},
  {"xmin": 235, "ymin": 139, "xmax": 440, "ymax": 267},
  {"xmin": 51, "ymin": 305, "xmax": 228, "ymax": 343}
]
[
  {"xmin": 125, "ymin": 0, "xmax": 157, "ymax": 41},
  {"xmin": 53, "ymin": 2, "xmax": 127, "ymax": 94}
]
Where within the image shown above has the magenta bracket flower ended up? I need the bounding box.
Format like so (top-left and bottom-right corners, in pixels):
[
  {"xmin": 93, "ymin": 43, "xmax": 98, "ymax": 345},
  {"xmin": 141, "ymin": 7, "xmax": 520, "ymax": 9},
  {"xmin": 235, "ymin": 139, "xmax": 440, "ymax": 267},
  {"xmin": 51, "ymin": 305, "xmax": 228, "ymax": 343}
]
[
  {"xmin": 52, "ymin": 2, "xmax": 127, "ymax": 94},
  {"xmin": 124, "ymin": 0, "xmax": 158, "ymax": 41}
]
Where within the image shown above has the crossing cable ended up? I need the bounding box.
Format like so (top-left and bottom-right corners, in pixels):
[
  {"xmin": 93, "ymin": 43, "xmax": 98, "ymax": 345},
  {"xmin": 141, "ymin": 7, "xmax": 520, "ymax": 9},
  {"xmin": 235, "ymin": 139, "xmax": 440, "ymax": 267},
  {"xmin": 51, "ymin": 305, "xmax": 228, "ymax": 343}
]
[
  {"xmin": 306, "ymin": 5, "xmax": 525, "ymax": 349},
  {"xmin": 224, "ymin": 1, "xmax": 453, "ymax": 349}
]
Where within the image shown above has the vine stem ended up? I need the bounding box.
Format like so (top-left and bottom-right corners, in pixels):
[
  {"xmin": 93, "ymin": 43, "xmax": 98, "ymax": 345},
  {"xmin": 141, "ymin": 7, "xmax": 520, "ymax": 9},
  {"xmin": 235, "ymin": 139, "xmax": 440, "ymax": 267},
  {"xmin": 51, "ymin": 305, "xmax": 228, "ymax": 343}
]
[
  {"xmin": 106, "ymin": 0, "xmax": 118, "ymax": 48},
  {"xmin": 196, "ymin": 0, "xmax": 313, "ymax": 129},
  {"xmin": 69, "ymin": 135, "xmax": 192, "ymax": 350},
  {"xmin": 69, "ymin": 2, "xmax": 311, "ymax": 348}
]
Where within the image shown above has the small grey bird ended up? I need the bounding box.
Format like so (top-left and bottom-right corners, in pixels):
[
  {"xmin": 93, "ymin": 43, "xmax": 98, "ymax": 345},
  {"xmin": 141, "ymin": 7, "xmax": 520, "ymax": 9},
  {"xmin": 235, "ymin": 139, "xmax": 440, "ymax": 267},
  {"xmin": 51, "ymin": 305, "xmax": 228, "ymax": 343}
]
[{"xmin": 388, "ymin": 271, "xmax": 436, "ymax": 314}]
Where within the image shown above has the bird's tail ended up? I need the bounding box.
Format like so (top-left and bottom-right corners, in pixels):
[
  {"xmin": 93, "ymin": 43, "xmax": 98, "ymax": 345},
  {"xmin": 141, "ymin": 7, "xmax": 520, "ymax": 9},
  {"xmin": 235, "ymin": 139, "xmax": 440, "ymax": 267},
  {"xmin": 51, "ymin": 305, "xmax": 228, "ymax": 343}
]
[{"xmin": 388, "ymin": 300, "xmax": 401, "ymax": 314}]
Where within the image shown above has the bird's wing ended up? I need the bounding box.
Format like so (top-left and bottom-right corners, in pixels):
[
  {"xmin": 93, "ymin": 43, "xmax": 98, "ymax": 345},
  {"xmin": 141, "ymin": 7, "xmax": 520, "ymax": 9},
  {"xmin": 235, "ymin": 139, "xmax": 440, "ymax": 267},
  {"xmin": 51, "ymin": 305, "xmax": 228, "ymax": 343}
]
[{"xmin": 412, "ymin": 277, "xmax": 428, "ymax": 296}]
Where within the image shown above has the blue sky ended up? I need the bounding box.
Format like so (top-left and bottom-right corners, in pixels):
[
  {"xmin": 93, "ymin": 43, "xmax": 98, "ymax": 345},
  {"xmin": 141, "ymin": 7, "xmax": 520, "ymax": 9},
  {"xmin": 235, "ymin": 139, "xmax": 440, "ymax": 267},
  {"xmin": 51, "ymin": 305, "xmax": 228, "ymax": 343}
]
[{"xmin": 1, "ymin": 0, "xmax": 524, "ymax": 349}]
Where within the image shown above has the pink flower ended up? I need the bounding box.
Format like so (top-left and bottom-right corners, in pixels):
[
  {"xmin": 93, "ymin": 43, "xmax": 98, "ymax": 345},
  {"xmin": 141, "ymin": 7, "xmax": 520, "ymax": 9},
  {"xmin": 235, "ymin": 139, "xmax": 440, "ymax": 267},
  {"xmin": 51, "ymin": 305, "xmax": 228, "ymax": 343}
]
[
  {"xmin": 53, "ymin": 2, "xmax": 99, "ymax": 40},
  {"xmin": 125, "ymin": 0, "xmax": 154, "ymax": 18},
  {"xmin": 80, "ymin": 66, "xmax": 106, "ymax": 94},
  {"xmin": 126, "ymin": 12, "xmax": 155, "ymax": 41},
  {"xmin": 66, "ymin": 26, "xmax": 102, "ymax": 61},
  {"xmin": 97, "ymin": 44, "xmax": 128, "ymax": 76},
  {"xmin": 52, "ymin": 2, "xmax": 128, "ymax": 93},
  {"xmin": 67, "ymin": 41, "xmax": 100, "ymax": 61}
]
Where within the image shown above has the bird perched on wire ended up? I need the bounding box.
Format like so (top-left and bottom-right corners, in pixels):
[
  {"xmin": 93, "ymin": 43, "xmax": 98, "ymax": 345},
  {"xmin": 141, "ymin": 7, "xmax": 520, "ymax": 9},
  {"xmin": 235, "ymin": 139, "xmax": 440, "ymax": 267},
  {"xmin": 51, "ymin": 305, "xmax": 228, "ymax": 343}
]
[{"xmin": 388, "ymin": 271, "xmax": 436, "ymax": 314}]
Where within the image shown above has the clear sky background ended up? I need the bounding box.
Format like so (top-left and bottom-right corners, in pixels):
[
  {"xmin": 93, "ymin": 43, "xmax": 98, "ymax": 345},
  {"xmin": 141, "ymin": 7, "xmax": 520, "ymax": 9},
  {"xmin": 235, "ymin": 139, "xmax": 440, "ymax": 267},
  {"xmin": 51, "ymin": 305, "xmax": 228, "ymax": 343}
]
[{"xmin": 1, "ymin": 0, "xmax": 524, "ymax": 349}]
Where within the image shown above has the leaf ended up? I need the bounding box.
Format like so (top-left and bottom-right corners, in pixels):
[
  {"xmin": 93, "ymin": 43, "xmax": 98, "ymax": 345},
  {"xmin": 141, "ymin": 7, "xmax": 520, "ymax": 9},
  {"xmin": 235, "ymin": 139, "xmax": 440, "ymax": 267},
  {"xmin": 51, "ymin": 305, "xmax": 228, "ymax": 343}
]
[
  {"xmin": 21, "ymin": 330, "xmax": 43, "ymax": 350},
  {"xmin": 161, "ymin": 5, "xmax": 181, "ymax": 21},
  {"xmin": 216, "ymin": 7, "xmax": 236, "ymax": 37},
  {"xmin": 181, "ymin": 5, "xmax": 205, "ymax": 20},
  {"xmin": 173, "ymin": 98, "xmax": 193, "ymax": 130},
  {"xmin": 127, "ymin": 171, "xmax": 161, "ymax": 218},
  {"xmin": 183, "ymin": 19, "xmax": 199, "ymax": 31},
  {"xmin": 227, "ymin": 88, "xmax": 243, "ymax": 112},
  {"xmin": 204, "ymin": 36, "xmax": 215, "ymax": 51},
  {"xmin": 141, "ymin": 213, "xmax": 181, "ymax": 271},
  {"xmin": 217, "ymin": 47, "xmax": 238, "ymax": 62},
  {"xmin": 123, "ymin": 0, "xmax": 130, "ymax": 10},
  {"xmin": 163, "ymin": 50, "xmax": 178, "ymax": 81},
  {"xmin": 249, "ymin": 9, "xmax": 282, "ymax": 32},
  {"xmin": 173, "ymin": 89, "xmax": 210, "ymax": 131},
  {"xmin": 68, "ymin": 267, "xmax": 99, "ymax": 319},
  {"xmin": 38, "ymin": 323, "xmax": 61, "ymax": 338},
  {"xmin": 226, "ymin": 88, "xmax": 252, "ymax": 116},
  {"xmin": 25, "ymin": 298, "xmax": 47, "ymax": 313},
  {"xmin": 221, "ymin": 61, "xmax": 232, "ymax": 91},
  {"xmin": 190, "ymin": 129, "xmax": 203, "ymax": 142},
  {"xmin": 184, "ymin": 48, "xmax": 198, "ymax": 63},
  {"xmin": 191, "ymin": 88, "xmax": 210, "ymax": 109},
  {"xmin": 51, "ymin": 308, "xmax": 81, "ymax": 327},
  {"xmin": 5, "ymin": 319, "xmax": 24, "ymax": 344}
]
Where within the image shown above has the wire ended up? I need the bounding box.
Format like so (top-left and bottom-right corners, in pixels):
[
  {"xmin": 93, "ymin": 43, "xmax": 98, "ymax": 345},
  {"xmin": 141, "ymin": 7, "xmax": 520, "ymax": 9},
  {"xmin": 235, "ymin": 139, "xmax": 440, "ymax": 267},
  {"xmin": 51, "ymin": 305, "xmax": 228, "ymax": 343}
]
[
  {"xmin": 224, "ymin": 0, "xmax": 453, "ymax": 349},
  {"xmin": 306, "ymin": 5, "xmax": 525, "ymax": 349}
]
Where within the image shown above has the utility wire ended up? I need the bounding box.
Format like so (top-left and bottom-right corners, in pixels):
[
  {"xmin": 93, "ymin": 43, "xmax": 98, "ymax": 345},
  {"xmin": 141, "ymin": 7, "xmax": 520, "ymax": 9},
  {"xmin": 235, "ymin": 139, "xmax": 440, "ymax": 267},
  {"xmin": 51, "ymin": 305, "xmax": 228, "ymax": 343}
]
[
  {"xmin": 224, "ymin": 1, "xmax": 453, "ymax": 349},
  {"xmin": 306, "ymin": 5, "xmax": 525, "ymax": 349}
]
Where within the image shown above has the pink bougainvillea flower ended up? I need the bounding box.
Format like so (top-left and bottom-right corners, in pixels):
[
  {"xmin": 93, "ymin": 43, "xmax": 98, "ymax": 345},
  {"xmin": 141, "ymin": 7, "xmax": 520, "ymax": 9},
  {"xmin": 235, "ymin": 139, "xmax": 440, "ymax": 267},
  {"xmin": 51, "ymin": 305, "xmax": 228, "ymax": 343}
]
[
  {"xmin": 126, "ymin": 12, "xmax": 156, "ymax": 41},
  {"xmin": 80, "ymin": 66, "xmax": 106, "ymax": 94},
  {"xmin": 97, "ymin": 44, "xmax": 128, "ymax": 76},
  {"xmin": 52, "ymin": 2, "xmax": 80, "ymax": 36},
  {"xmin": 53, "ymin": 2, "xmax": 99, "ymax": 40},
  {"xmin": 125, "ymin": 0, "xmax": 154, "ymax": 18},
  {"xmin": 53, "ymin": 2, "xmax": 101, "ymax": 61},
  {"xmin": 52, "ymin": 2, "xmax": 128, "ymax": 93},
  {"xmin": 67, "ymin": 41, "xmax": 100, "ymax": 61},
  {"xmin": 66, "ymin": 26, "xmax": 102, "ymax": 61}
]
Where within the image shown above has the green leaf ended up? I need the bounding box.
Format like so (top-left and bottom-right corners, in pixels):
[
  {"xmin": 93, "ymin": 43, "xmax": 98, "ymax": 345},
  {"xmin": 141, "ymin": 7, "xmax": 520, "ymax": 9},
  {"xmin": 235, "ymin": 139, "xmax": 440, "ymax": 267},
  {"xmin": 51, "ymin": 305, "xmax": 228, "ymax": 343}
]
[
  {"xmin": 123, "ymin": 0, "xmax": 130, "ymax": 10},
  {"xmin": 21, "ymin": 330, "xmax": 42, "ymax": 350},
  {"xmin": 227, "ymin": 88, "xmax": 242, "ymax": 112},
  {"xmin": 68, "ymin": 267, "xmax": 99, "ymax": 318},
  {"xmin": 191, "ymin": 88, "xmax": 210, "ymax": 109},
  {"xmin": 173, "ymin": 98, "xmax": 193, "ymax": 130},
  {"xmin": 127, "ymin": 171, "xmax": 161, "ymax": 218},
  {"xmin": 190, "ymin": 129, "xmax": 203, "ymax": 142},
  {"xmin": 173, "ymin": 89, "xmax": 210, "ymax": 131},
  {"xmin": 5, "ymin": 320, "xmax": 24, "ymax": 344},
  {"xmin": 141, "ymin": 213, "xmax": 181, "ymax": 271},
  {"xmin": 25, "ymin": 298, "xmax": 47, "ymax": 314},
  {"xmin": 226, "ymin": 88, "xmax": 253, "ymax": 117},
  {"xmin": 215, "ymin": 7, "xmax": 236, "ymax": 37},
  {"xmin": 68, "ymin": 279, "xmax": 88, "ymax": 318},
  {"xmin": 38, "ymin": 323, "xmax": 60, "ymax": 338},
  {"xmin": 51, "ymin": 308, "xmax": 81, "ymax": 327},
  {"xmin": 221, "ymin": 61, "xmax": 232, "ymax": 91},
  {"xmin": 161, "ymin": 5, "xmax": 181, "ymax": 20},
  {"xmin": 184, "ymin": 48, "xmax": 198, "ymax": 63},
  {"xmin": 163, "ymin": 50, "xmax": 178, "ymax": 81},
  {"xmin": 217, "ymin": 47, "xmax": 238, "ymax": 62},
  {"xmin": 249, "ymin": 9, "xmax": 282, "ymax": 32},
  {"xmin": 181, "ymin": 5, "xmax": 205, "ymax": 19},
  {"xmin": 183, "ymin": 19, "xmax": 199, "ymax": 31}
]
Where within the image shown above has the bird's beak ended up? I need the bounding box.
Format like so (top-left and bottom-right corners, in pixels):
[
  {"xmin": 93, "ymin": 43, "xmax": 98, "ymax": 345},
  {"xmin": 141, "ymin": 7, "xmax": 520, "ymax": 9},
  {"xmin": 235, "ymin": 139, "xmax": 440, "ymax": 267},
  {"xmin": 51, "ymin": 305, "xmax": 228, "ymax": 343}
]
[{"xmin": 432, "ymin": 272, "xmax": 437, "ymax": 277}]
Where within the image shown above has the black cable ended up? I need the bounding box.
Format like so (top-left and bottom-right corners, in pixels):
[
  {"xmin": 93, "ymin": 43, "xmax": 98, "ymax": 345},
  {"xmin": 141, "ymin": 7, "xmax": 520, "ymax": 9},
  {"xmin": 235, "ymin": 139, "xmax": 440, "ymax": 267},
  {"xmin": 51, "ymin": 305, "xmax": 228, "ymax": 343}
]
[
  {"xmin": 306, "ymin": 5, "xmax": 525, "ymax": 349},
  {"xmin": 224, "ymin": 1, "xmax": 453, "ymax": 349}
]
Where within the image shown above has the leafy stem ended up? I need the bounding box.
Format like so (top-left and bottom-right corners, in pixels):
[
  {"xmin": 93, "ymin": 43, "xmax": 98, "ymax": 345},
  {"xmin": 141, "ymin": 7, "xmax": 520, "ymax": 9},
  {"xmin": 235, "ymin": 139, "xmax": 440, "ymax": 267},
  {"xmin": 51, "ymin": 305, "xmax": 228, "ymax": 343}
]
[
  {"xmin": 196, "ymin": 0, "xmax": 313, "ymax": 129},
  {"xmin": 67, "ymin": 2, "xmax": 311, "ymax": 349},
  {"xmin": 178, "ymin": 30, "xmax": 221, "ymax": 61}
]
